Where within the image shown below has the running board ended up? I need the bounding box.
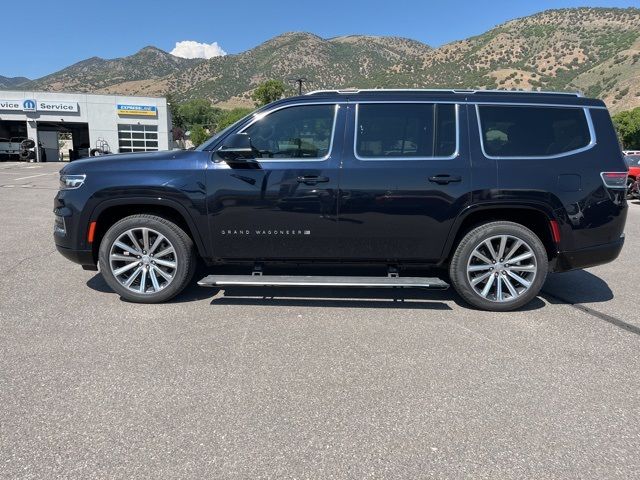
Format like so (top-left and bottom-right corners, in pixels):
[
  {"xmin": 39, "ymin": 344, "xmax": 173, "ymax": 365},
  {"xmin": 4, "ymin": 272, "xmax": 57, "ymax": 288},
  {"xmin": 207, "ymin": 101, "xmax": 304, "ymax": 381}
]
[{"xmin": 198, "ymin": 275, "xmax": 449, "ymax": 289}]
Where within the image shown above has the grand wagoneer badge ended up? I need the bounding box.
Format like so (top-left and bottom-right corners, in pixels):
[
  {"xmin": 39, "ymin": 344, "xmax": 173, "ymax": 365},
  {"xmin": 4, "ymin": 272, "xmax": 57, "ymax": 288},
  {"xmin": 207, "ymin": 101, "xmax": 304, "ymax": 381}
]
[{"xmin": 220, "ymin": 229, "xmax": 311, "ymax": 236}]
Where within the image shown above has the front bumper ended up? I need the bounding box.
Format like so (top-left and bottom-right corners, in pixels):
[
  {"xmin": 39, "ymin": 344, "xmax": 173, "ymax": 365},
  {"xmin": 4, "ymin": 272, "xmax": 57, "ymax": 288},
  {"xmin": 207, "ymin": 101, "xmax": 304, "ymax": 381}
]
[
  {"xmin": 552, "ymin": 235, "xmax": 625, "ymax": 272},
  {"xmin": 55, "ymin": 244, "xmax": 96, "ymax": 269}
]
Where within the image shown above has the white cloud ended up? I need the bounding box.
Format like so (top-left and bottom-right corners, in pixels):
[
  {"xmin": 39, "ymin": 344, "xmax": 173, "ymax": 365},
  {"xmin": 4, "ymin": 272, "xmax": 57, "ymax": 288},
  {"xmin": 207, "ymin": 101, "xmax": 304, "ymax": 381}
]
[{"xmin": 170, "ymin": 40, "xmax": 226, "ymax": 59}]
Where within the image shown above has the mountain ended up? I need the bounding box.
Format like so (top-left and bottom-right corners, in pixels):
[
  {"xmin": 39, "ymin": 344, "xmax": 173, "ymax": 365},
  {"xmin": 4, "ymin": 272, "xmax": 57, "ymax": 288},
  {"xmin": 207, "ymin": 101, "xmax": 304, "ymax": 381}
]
[
  {"xmin": 0, "ymin": 75, "xmax": 30, "ymax": 89},
  {"xmin": 419, "ymin": 7, "xmax": 640, "ymax": 112},
  {"xmin": 28, "ymin": 46, "xmax": 204, "ymax": 94},
  {"xmin": 16, "ymin": 7, "xmax": 640, "ymax": 113},
  {"xmin": 168, "ymin": 33, "xmax": 434, "ymax": 107}
]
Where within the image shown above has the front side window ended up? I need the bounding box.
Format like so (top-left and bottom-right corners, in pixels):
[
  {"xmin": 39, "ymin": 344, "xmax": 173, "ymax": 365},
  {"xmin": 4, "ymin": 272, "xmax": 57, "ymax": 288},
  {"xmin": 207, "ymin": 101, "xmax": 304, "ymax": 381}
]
[
  {"xmin": 355, "ymin": 103, "xmax": 456, "ymax": 159},
  {"xmin": 478, "ymin": 105, "xmax": 592, "ymax": 157},
  {"xmin": 242, "ymin": 104, "xmax": 335, "ymax": 159}
]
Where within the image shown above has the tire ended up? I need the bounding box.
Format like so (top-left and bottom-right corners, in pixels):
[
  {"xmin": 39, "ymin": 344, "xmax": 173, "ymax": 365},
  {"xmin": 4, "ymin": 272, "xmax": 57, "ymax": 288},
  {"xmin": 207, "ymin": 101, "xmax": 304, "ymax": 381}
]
[
  {"xmin": 448, "ymin": 221, "xmax": 548, "ymax": 311},
  {"xmin": 98, "ymin": 214, "xmax": 197, "ymax": 303},
  {"xmin": 627, "ymin": 178, "xmax": 635, "ymax": 199}
]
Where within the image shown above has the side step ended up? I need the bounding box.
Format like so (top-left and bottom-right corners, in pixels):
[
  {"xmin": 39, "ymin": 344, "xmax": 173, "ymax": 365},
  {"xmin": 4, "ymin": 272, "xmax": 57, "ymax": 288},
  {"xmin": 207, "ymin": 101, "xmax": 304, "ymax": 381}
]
[{"xmin": 198, "ymin": 274, "xmax": 449, "ymax": 289}]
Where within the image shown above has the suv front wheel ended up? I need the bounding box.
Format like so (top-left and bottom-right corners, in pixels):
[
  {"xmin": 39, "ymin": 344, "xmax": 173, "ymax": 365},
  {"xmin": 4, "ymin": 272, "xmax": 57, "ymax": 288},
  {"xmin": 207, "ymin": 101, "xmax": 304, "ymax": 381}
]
[
  {"xmin": 449, "ymin": 221, "xmax": 548, "ymax": 311},
  {"xmin": 98, "ymin": 214, "xmax": 196, "ymax": 303}
]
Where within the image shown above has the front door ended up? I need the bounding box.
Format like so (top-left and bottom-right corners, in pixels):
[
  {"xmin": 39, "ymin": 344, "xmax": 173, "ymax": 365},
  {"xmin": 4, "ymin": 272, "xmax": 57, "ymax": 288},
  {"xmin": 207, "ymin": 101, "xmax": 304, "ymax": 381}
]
[
  {"xmin": 337, "ymin": 101, "xmax": 471, "ymax": 262},
  {"xmin": 206, "ymin": 102, "xmax": 345, "ymax": 260}
]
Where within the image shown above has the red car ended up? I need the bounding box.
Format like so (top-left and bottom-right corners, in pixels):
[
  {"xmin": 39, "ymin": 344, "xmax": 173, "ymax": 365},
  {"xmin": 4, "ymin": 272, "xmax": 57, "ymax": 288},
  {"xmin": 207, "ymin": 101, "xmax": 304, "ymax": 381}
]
[{"xmin": 625, "ymin": 154, "xmax": 640, "ymax": 197}]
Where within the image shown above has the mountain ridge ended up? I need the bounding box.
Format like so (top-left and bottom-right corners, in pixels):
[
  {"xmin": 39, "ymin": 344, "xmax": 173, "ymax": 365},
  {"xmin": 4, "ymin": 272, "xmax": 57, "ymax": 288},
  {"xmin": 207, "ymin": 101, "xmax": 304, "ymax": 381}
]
[
  {"xmin": 0, "ymin": 75, "xmax": 31, "ymax": 89},
  {"xmin": 7, "ymin": 7, "xmax": 640, "ymax": 113}
]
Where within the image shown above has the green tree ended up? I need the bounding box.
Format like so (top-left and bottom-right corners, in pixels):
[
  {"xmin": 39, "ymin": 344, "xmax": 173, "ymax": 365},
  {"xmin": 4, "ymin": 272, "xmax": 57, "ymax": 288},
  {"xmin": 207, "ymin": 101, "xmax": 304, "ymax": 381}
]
[
  {"xmin": 612, "ymin": 107, "xmax": 640, "ymax": 149},
  {"xmin": 166, "ymin": 93, "xmax": 185, "ymax": 129},
  {"xmin": 189, "ymin": 125, "xmax": 209, "ymax": 147},
  {"xmin": 178, "ymin": 99, "xmax": 221, "ymax": 129},
  {"xmin": 216, "ymin": 107, "xmax": 254, "ymax": 131},
  {"xmin": 251, "ymin": 80, "xmax": 285, "ymax": 107}
]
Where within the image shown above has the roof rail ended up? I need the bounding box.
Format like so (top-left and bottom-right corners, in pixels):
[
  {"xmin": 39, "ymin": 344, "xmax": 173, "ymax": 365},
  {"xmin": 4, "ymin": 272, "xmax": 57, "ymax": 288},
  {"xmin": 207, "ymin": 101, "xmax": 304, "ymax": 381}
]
[{"xmin": 305, "ymin": 88, "xmax": 582, "ymax": 97}]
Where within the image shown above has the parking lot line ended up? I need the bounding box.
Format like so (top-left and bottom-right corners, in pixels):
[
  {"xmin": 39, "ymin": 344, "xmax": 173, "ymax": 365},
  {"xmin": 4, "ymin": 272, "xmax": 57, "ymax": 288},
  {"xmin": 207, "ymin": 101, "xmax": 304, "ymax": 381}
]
[
  {"xmin": 12, "ymin": 173, "xmax": 56, "ymax": 181},
  {"xmin": 0, "ymin": 165, "xmax": 40, "ymax": 170}
]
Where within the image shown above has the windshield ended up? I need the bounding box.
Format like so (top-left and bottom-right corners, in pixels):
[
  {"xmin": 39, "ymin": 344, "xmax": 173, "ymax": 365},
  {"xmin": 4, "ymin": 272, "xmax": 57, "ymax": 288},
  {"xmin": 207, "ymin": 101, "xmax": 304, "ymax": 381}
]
[{"xmin": 195, "ymin": 111, "xmax": 256, "ymax": 151}]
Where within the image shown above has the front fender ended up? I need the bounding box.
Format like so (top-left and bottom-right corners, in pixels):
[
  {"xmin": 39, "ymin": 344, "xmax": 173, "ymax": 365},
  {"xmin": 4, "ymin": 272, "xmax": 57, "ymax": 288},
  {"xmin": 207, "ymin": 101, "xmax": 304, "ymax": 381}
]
[{"xmin": 88, "ymin": 193, "xmax": 208, "ymax": 257}]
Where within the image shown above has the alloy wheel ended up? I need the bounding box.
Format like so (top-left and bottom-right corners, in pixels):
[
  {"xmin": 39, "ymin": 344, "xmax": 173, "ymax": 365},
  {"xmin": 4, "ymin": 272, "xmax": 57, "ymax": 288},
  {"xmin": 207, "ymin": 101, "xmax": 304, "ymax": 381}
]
[
  {"xmin": 466, "ymin": 234, "xmax": 537, "ymax": 303},
  {"xmin": 108, "ymin": 227, "xmax": 177, "ymax": 294}
]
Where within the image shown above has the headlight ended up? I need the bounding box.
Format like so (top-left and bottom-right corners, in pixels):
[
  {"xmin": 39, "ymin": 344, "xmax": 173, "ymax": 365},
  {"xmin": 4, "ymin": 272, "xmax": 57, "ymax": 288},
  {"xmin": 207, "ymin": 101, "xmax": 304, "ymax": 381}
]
[{"xmin": 59, "ymin": 174, "xmax": 86, "ymax": 190}]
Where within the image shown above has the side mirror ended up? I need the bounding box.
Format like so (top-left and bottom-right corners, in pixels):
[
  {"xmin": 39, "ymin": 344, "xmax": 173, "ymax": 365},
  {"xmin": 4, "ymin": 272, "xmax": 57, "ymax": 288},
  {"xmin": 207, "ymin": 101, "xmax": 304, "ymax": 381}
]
[
  {"xmin": 217, "ymin": 133, "xmax": 255, "ymax": 160},
  {"xmin": 215, "ymin": 133, "xmax": 261, "ymax": 169}
]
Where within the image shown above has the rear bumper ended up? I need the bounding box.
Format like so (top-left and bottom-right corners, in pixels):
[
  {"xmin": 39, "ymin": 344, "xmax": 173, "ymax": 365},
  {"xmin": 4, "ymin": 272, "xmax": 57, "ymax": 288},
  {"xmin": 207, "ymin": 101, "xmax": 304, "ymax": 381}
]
[{"xmin": 552, "ymin": 235, "xmax": 625, "ymax": 272}]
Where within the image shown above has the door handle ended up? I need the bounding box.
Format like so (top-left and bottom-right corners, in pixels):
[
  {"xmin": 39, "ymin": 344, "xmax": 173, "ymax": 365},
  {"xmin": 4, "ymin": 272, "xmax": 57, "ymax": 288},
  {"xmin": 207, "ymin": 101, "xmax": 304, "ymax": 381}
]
[
  {"xmin": 428, "ymin": 174, "xmax": 462, "ymax": 185},
  {"xmin": 297, "ymin": 175, "xmax": 330, "ymax": 185}
]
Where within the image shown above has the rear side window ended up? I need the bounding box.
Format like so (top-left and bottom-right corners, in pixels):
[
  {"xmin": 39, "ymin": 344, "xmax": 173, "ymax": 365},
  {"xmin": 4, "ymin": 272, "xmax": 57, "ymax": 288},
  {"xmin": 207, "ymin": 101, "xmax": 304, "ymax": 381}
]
[
  {"xmin": 243, "ymin": 104, "xmax": 336, "ymax": 160},
  {"xmin": 478, "ymin": 105, "xmax": 592, "ymax": 157},
  {"xmin": 356, "ymin": 103, "xmax": 456, "ymax": 159}
]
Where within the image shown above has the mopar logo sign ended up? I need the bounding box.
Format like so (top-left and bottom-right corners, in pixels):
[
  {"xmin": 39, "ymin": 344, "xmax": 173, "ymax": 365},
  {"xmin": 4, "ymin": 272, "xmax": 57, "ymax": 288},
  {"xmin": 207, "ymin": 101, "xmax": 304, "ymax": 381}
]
[{"xmin": 22, "ymin": 99, "xmax": 36, "ymax": 111}]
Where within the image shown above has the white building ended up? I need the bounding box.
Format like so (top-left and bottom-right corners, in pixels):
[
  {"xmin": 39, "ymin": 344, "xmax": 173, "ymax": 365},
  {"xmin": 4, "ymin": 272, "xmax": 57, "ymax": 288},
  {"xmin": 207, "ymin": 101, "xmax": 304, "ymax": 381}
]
[{"xmin": 0, "ymin": 90, "xmax": 172, "ymax": 161}]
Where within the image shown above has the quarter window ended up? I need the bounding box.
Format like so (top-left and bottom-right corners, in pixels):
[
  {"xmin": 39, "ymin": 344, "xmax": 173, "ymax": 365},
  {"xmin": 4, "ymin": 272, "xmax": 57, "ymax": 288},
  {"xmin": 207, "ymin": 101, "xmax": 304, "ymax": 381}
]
[
  {"xmin": 243, "ymin": 104, "xmax": 336, "ymax": 159},
  {"xmin": 118, "ymin": 124, "xmax": 159, "ymax": 153},
  {"xmin": 478, "ymin": 105, "xmax": 591, "ymax": 157},
  {"xmin": 355, "ymin": 103, "xmax": 456, "ymax": 159}
]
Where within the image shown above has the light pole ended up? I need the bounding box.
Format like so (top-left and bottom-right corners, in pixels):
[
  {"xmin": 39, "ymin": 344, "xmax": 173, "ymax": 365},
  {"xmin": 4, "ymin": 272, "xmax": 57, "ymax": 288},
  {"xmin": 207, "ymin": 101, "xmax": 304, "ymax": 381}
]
[{"xmin": 288, "ymin": 77, "xmax": 310, "ymax": 95}]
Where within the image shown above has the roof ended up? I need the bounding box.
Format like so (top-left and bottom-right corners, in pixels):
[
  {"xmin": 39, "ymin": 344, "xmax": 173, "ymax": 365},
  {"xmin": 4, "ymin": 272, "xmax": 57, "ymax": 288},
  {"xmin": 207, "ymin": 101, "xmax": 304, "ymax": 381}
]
[{"xmin": 306, "ymin": 88, "xmax": 582, "ymax": 97}]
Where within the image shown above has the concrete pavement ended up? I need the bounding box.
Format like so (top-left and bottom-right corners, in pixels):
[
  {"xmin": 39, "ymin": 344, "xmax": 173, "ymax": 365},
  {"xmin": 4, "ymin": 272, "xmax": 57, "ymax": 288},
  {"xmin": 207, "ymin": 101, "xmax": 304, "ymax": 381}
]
[{"xmin": 1, "ymin": 162, "xmax": 639, "ymax": 479}]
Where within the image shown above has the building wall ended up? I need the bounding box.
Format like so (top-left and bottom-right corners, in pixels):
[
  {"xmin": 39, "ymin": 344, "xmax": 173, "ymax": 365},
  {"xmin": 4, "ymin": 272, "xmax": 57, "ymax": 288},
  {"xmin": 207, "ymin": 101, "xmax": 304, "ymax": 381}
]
[{"xmin": 0, "ymin": 90, "xmax": 171, "ymax": 157}]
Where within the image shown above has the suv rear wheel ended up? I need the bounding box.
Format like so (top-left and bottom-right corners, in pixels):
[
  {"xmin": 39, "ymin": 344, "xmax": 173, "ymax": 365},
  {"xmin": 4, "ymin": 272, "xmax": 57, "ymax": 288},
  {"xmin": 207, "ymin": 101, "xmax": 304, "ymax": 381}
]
[
  {"xmin": 449, "ymin": 221, "xmax": 548, "ymax": 311},
  {"xmin": 98, "ymin": 214, "xmax": 196, "ymax": 303}
]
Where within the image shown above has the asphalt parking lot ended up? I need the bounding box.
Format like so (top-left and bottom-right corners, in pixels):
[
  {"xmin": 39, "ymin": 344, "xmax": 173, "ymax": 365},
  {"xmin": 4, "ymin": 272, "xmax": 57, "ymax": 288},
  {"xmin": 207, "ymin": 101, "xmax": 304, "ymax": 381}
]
[{"xmin": 1, "ymin": 161, "xmax": 639, "ymax": 479}]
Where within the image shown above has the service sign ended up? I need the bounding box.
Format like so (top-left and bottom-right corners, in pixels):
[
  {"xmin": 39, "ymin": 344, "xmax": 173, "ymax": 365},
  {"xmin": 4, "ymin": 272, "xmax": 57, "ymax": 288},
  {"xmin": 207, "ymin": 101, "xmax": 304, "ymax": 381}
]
[
  {"xmin": 0, "ymin": 99, "xmax": 22, "ymax": 111},
  {"xmin": 0, "ymin": 99, "xmax": 78, "ymax": 112},
  {"xmin": 117, "ymin": 104, "xmax": 157, "ymax": 116},
  {"xmin": 37, "ymin": 101, "xmax": 78, "ymax": 113}
]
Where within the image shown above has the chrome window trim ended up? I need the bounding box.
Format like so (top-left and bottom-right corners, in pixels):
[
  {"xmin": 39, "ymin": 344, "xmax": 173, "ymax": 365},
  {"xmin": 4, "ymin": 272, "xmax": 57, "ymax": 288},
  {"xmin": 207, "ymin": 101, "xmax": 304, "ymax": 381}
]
[
  {"xmin": 473, "ymin": 101, "xmax": 606, "ymax": 110},
  {"xmin": 475, "ymin": 104, "xmax": 597, "ymax": 160},
  {"xmin": 353, "ymin": 103, "xmax": 460, "ymax": 162},
  {"xmin": 341, "ymin": 99, "xmax": 606, "ymax": 109},
  {"xmin": 236, "ymin": 102, "xmax": 342, "ymax": 163}
]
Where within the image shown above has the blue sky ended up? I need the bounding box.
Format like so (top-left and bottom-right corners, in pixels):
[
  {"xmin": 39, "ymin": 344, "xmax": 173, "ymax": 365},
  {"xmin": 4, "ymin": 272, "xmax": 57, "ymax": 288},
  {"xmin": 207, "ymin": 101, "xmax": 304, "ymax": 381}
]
[{"xmin": 4, "ymin": 0, "xmax": 639, "ymax": 79}]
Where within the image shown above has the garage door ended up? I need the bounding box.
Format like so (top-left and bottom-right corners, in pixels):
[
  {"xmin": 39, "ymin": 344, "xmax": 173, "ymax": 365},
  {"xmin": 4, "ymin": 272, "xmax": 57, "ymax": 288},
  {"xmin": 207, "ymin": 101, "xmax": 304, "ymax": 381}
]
[{"xmin": 118, "ymin": 124, "xmax": 159, "ymax": 153}]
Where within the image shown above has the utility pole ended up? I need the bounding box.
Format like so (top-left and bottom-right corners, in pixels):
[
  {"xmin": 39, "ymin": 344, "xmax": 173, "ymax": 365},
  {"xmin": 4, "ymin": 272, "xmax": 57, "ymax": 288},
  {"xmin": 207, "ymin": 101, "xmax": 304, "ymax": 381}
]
[{"xmin": 288, "ymin": 77, "xmax": 310, "ymax": 95}]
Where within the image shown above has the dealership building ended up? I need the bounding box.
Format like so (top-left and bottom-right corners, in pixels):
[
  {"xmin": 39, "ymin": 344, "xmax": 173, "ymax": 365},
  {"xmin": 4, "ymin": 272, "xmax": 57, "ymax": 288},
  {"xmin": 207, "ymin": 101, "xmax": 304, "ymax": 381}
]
[{"xmin": 0, "ymin": 90, "xmax": 172, "ymax": 161}]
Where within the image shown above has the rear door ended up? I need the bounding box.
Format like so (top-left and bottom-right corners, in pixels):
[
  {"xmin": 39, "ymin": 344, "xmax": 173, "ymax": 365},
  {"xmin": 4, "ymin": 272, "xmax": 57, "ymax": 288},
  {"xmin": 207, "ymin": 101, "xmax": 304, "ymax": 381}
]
[
  {"xmin": 206, "ymin": 102, "xmax": 346, "ymax": 260},
  {"xmin": 337, "ymin": 101, "xmax": 471, "ymax": 261}
]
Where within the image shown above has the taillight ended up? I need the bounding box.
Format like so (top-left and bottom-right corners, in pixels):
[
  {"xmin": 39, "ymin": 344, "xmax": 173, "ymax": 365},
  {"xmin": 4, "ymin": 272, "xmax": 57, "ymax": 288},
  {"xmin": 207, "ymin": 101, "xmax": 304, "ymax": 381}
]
[{"xmin": 600, "ymin": 172, "xmax": 627, "ymax": 189}]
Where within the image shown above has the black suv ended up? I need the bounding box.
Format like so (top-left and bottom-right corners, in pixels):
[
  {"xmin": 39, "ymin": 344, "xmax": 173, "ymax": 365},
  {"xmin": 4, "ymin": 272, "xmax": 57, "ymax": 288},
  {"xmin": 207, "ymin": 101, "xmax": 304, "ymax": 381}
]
[{"xmin": 54, "ymin": 89, "xmax": 627, "ymax": 311}]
